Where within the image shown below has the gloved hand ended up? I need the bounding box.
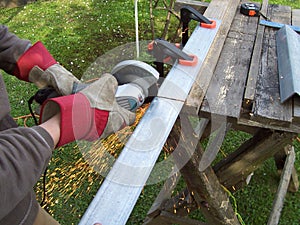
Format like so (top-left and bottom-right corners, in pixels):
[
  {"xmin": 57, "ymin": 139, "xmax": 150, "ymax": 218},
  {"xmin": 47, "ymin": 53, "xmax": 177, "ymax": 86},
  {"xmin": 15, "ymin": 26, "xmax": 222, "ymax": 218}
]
[
  {"xmin": 29, "ymin": 64, "xmax": 80, "ymax": 96},
  {"xmin": 14, "ymin": 41, "xmax": 80, "ymax": 95},
  {"xmin": 40, "ymin": 73, "xmax": 136, "ymax": 147}
]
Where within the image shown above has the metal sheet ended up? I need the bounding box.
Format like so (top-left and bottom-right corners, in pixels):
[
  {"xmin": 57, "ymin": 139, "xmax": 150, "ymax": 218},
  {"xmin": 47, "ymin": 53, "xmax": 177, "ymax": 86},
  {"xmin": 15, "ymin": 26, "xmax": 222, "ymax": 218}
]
[
  {"xmin": 79, "ymin": 20, "xmax": 221, "ymax": 225},
  {"xmin": 276, "ymin": 25, "xmax": 300, "ymax": 103}
]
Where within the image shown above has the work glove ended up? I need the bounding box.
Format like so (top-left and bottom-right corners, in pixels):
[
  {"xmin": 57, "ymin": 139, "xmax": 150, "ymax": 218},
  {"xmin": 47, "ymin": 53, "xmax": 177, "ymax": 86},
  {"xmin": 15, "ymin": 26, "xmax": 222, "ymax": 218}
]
[
  {"xmin": 14, "ymin": 41, "xmax": 80, "ymax": 95},
  {"xmin": 40, "ymin": 73, "xmax": 136, "ymax": 147}
]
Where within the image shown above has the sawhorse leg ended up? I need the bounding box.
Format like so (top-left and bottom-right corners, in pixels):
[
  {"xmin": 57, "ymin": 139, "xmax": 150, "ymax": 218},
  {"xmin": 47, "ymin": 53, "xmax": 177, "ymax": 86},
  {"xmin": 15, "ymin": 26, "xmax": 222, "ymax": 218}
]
[
  {"xmin": 214, "ymin": 129, "xmax": 295, "ymax": 190},
  {"xmin": 268, "ymin": 145, "xmax": 296, "ymax": 225},
  {"xmin": 145, "ymin": 111, "xmax": 240, "ymax": 225},
  {"xmin": 274, "ymin": 146, "xmax": 299, "ymax": 193}
]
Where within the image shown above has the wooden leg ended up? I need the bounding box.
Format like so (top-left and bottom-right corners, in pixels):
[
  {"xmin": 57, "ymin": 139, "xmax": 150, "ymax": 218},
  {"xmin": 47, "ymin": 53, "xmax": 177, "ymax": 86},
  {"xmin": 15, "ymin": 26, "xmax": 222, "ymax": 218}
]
[
  {"xmin": 274, "ymin": 146, "xmax": 299, "ymax": 193},
  {"xmin": 145, "ymin": 109, "xmax": 240, "ymax": 225},
  {"xmin": 267, "ymin": 145, "xmax": 296, "ymax": 225},
  {"xmin": 214, "ymin": 129, "xmax": 295, "ymax": 191},
  {"xmin": 171, "ymin": 113, "xmax": 240, "ymax": 225},
  {"xmin": 144, "ymin": 171, "xmax": 182, "ymax": 223}
]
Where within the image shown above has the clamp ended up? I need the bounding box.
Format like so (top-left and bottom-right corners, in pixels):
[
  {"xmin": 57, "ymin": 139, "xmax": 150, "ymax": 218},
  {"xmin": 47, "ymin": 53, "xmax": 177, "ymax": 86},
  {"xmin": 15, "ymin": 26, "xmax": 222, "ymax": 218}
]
[
  {"xmin": 148, "ymin": 39, "xmax": 198, "ymax": 76},
  {"xmin": 180, "ymin": 5, "xmax": 216, "ymax": 47}
]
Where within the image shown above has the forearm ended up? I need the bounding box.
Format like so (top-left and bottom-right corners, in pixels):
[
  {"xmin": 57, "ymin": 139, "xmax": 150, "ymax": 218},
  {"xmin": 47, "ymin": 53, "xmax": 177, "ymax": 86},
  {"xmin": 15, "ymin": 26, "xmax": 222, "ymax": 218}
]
[
  {"xmin": 0, "ymin": 25, "xmax": 30, "ymax": 75},
  {"xmin": 0, "ymin": 126, "xmax": 53, "ymax": 220},
  {"xmin": 39, "ymin": 113, "xmax": 61, "ymax": 146}
]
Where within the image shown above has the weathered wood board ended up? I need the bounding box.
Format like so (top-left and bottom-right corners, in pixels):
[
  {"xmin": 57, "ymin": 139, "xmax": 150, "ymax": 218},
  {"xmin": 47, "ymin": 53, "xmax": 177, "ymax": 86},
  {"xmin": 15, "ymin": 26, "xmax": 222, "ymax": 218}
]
[
  {"xmin": 186, "ymin": 0, "xmax": 241, "ymax": 111},
  {"xmin": 252, "ymin": 4, "xmax": 293, "ymax": 126},
  {"xmin": 144, "ymin": 4, "xmax": 300, "ymax": 225},
  {"xmin": 292, "ymin": 9, "xmax": 300, "ymax": 26},
  {"xmin": 244, "ymin": 0, "xmax": 268, "ymax": 108},
  {"xmin": 200, "ymin": 4, "xmax": 258, "ymax": 119}
]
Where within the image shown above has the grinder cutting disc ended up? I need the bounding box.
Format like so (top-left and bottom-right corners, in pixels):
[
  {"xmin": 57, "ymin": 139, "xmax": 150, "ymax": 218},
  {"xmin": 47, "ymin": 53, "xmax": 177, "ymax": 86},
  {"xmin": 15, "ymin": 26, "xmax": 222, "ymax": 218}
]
[
  {"xmin": 112, "ymin": 60, "xmax": 159, "ymax": 97},
  {"xmin": 111, "ymin": 60, "xmax": 159, "ymax": 111}
]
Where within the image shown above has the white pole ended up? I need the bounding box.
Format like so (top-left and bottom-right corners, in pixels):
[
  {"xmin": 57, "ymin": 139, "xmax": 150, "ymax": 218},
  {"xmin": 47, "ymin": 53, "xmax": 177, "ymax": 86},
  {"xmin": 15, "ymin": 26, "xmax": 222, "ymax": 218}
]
[{"xmin": 135, "ymin": 0, "xmax": 140, "ymax": 58}]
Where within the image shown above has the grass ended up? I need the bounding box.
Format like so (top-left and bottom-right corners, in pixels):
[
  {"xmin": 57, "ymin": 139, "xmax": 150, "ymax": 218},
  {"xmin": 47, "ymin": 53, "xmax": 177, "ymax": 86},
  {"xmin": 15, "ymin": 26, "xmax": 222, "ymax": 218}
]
[{"xmin": 1, "ymin": 0, "xmax": 300, "ymax": 224}]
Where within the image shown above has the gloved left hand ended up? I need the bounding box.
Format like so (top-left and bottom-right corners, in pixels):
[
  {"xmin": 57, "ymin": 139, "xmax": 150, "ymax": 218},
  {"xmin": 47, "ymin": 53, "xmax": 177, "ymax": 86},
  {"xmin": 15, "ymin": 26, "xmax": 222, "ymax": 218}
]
[
  {"xmin": 14, "ymin": 41, "xmax": 80, "ymax": 95},
  {"xmin": 29, "ymin": 64, "xmax": 80, "ymax": 96}
]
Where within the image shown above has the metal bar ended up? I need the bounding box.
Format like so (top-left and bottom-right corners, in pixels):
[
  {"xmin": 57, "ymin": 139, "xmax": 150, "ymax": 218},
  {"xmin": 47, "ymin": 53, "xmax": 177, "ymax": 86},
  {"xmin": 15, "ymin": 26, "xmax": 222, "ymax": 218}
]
[
  {"xmin": 260, "ymin": 20, "xmax": 300, "ymax": 33},
  {"xmin": 79, "ymin": 20, "xmax": 221, "ymax": 225}
]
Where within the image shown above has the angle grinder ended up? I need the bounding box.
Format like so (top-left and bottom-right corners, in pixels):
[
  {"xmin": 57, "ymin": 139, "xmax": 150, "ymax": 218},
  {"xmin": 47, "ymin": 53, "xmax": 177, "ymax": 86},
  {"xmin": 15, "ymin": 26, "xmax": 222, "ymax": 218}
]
[
  {"xmin": 33, "ymin": 60, "xmax": 159, "ymax": 112},
  {"xmin": 111, "ymin": 60, "xmax": 159, "ymax": 111}
]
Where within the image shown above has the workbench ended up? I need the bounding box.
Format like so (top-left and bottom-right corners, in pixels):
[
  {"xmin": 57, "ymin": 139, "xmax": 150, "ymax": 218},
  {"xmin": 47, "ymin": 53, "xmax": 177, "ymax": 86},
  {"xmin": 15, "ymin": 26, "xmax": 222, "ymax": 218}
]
[{"xmin": 143, "ymin": 1, "xmax": 300, "ymax": 225}]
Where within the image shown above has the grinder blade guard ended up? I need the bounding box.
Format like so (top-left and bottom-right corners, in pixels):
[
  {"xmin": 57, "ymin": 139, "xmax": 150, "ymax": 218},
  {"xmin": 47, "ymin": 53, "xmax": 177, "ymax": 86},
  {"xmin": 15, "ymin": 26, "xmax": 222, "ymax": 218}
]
[{"xmin": 112, "ymin": 60, "xmax": 159, "ymax": 112}]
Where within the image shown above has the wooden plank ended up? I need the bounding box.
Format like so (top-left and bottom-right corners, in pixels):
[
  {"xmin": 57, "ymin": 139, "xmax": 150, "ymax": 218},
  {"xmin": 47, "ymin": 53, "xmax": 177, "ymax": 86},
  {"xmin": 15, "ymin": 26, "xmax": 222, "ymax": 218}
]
[
  {"xmin": 186, "ymin": 0, "xmax": 241, "ymax": 111},
  {"xmin": 200, "ymin": 3, "xmax": 258, "ymax": 119},
  {"xmin": 293, "ymin": 97, "xmax": 300, "ymax": 122},
  {"xmin": 267, "ymin": 146, "xmax": 295, "ymax": 225},
  {"xmin": 292, "ymin": 9, "xmax": 300, "ymax": 26},
  {"xmin": 244, "ymin": 0, "xmax": 269, "ymax": 109},
  {"xmin": 252, "ymin": 4, "xmax": 293, "ymax": 126},
  {"xmin": 240, "ymin": 7, "xmax": 300, "ymax": 132},
  {"xmin": 158, "ymin": 211, "xmax": 208, "ymax": 225},
  {"xmin": 213, "ymin": 129, "xmax": 294, "ymax": 191},
  {"xmin": 238, "ymin": 116, "xmax": 300, "ymax": 133}
]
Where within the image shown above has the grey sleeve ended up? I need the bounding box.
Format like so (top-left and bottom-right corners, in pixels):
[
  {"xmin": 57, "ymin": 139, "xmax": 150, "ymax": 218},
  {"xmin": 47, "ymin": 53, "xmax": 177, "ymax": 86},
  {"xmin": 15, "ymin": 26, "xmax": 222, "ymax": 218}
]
[
  {"xmin": 0, "ymin": 126, "xmax": 54, "ymax": 220},
  {"xmin": 0, "ymin": 25, "xmax": 31, "ymax": 74}
]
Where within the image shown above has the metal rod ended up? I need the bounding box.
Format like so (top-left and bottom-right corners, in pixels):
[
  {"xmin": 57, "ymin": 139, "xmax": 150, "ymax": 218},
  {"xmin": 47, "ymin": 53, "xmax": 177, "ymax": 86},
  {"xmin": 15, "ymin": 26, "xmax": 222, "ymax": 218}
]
[{"xmin": 79, "ymin": 20, "xmax": 220, "ymax": 225}]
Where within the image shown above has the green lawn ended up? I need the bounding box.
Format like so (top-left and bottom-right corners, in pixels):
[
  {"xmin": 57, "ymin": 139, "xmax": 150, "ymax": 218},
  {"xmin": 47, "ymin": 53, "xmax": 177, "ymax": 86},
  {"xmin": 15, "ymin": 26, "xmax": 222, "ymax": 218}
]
[{"xmin": 1, "ymin": 0, "xmax": 300, "ymax": 224}]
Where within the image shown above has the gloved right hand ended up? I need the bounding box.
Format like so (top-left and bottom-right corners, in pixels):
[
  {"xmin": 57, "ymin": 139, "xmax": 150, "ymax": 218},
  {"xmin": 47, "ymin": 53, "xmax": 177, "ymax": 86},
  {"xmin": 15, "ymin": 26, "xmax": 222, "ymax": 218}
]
[{"xmin": 40, "ymin": 73, "xmax": 136, "ymax": 147}]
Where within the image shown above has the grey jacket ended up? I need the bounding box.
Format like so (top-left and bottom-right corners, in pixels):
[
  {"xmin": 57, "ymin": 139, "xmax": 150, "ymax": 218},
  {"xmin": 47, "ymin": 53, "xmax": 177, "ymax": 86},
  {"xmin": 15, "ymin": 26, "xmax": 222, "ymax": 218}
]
[{"xmin": 0, "ymin": 25, "xmax": 55, "ymax": 225}]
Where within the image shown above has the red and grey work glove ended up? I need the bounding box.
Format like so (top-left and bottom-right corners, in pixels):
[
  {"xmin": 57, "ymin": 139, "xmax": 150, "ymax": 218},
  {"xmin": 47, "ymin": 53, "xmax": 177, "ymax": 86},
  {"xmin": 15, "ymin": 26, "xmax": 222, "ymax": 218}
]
[
  {"xmin": 40, "ymin": 73, "xmax": 136, "ymax": 147},
  {"xmin": 14, "ymin": 41, "xmax": 80, "ymax": 95}
]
